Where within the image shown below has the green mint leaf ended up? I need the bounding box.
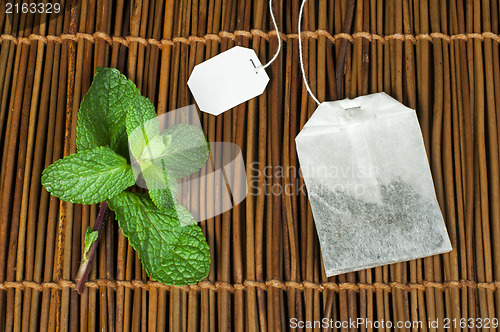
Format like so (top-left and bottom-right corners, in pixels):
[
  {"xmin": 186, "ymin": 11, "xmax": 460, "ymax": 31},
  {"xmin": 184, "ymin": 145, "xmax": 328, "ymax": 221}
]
[
  {"xmin": 126, "ymin": 95, "xmax": 158, "ymax": 136},
  {"xmin": 140, "ymin": 135, "xmax": 169, "ymax": 160},
  {"xmin": 126, "ymin": 95, "xmax": 158, "ymax": 160},
  {"xmin": 83, "ymin": 226, "xmax": 99, "ymax": 261},
  {"xmin": 139, "ymin": 161, "xmax": 178, "ymax": 210},
  {"xmin": 147, "ymin": 162, "xmax": 178, "ymax": 210},
  {"xmin": 41, "ymin": 146, "xmax": 135, "ymax": 204},
  {"xmin": 77, "ymin": 67, "xmax": 141, "ymax": 158},
  {"xmin": 126, "ymin": 96, "xmax": 177, "ymax": 210},
  {"xmin": 160, "ymin": 124, "xmax": 210, "ymax": 178},
  {"xmin": 108, "ymin": 192, "xmax": 210, "ymax": 285}
]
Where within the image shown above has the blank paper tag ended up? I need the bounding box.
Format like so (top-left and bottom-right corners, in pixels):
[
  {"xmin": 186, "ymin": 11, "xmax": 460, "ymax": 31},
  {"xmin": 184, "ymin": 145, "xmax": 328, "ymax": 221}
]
[{"xmin": 187, "ymin": 46, "xmax": 270, "ymax": 116}]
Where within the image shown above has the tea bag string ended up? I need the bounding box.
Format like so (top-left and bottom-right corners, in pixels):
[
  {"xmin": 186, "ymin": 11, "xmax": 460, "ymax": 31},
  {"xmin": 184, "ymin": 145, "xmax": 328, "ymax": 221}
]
[
  {"xmin": 298, "ymin": 0, "xmax": 321, "ymax": 105},
  {"xmin": 255, "ymin": 0, "xmax": 282, "ymax": 71}
]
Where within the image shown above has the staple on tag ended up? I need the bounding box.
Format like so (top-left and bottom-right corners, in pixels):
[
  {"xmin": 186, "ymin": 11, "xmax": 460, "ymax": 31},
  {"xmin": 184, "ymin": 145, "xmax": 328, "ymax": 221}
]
[{"xmin": 249, "ymin": 59, "xmax": 259, "ymax": 74}]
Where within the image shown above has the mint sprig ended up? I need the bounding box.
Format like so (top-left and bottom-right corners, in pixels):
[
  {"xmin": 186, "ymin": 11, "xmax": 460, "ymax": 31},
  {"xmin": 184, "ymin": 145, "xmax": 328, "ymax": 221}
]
[{"xmin": 42, "ymin": 67, "xmax": 211, "ymax": 289}]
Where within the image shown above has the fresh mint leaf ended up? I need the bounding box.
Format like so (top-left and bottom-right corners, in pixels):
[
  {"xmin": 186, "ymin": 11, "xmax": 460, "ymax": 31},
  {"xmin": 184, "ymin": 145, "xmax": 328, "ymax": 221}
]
[
  {"xmin": 160, "ymin": 124, "xmax": 210, "ymax": 178},
  {"xmin": 77, "ymin": 67, "xmax": 141, "ymax": 158},
  {"xmin": 126, "ymin": 96, "xmax": 177, "ymax": 210},
  {"xmin": 140, "ymin": 135, "xmax": 171, "ymax": 160},
  {"xmin": 126, "ymin": 95, "xmax": 159, "ymax": 161},
  {"xmin": 108, "ymin": 192, "xmax": 210, "ymax": 285},
  {"xmin": 126, "ymin": 95, "xmax": 158, "ymax": 136},
  {"xmin": 137, "ymin": 160, "xmax": 178, "ymax": 210},
  {"xmin": 41, "ymin": 146, "xmax": 135, "ymax": 204},
  {"xmin": 83, "ymin": 226, "xmax": 99, "ymax": 261},
  {"xmin": 147, "ymin": 162, "xmax": 178, "ymax": 210}
]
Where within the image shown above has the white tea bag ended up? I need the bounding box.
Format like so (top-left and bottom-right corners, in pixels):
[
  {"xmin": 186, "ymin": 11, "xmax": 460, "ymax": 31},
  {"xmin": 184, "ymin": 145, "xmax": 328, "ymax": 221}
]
[{"xmin": 295, "ymin": 93, "xmax": 452, "ymax": 276}]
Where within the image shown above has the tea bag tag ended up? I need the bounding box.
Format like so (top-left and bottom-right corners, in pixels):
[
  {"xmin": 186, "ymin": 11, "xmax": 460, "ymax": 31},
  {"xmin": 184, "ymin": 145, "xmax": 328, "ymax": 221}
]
[{"xmin": 187, "ymin": 46, "xmax": 270, "ymax": 116}]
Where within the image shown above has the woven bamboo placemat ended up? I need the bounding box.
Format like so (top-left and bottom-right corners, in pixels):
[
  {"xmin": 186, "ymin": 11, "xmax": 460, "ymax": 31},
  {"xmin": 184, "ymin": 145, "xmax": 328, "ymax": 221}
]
[{"xmin": 0, "ymin": 0, "xmax": 499, "ymax": 330}]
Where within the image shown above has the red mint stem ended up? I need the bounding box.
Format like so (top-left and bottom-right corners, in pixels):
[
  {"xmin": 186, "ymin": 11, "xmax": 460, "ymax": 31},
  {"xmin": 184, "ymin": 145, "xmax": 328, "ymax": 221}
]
[{"xmin": 75, "ymin": 201, "xmax": 110, "ymax": 294}]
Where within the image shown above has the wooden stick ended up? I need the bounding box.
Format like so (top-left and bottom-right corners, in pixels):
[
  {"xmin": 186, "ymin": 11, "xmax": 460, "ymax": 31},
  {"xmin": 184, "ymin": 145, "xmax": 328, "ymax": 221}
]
[
  {"xmin": 480, "ymin": 0, "xmax": 500, "ymax": 324},
  {"xmin": 335, "ymin": 0, "xmax": 355, "ymax": 99},
  {"xmin": 0, "ymin": 0, "xmax": 22, "ymax": 195},
  {"xmin": 256, "ymin": 34, "xmax": 269, "ymax": 332},
  {"xmin": 24, "ymin": 10, "xmax": 58, "ymax": 332},
  {"xmin": 1, "ymin": 7, "xmax": 34, "ymax": 328},
  {"xmin": 37, "ymin": 15, "xmax": 65, "ymax": 332},
  {"xmin": 244, "ymin": 0, "xmax": 259, "ymax": 329},
  {"xmin": 265, "ymin": 115, "xmax": 274, "ymax": 332},
  {"xmin": 12, "ymin": 27, "xmax": 47, "ymax": 332},
  {"xmin": 60, "ymin": 5, "xmax": 80, "ymax": 329},
  {"xmin": 473, "ymin": 0, "xmax": 497, "ymax": 323},
  {"xmin": 489, "ymin": 0, "xmax": 500, "ymax": 320},
  {"xmin": 0, "ymin": 11, "xmax": 16, "ymax": 169}
]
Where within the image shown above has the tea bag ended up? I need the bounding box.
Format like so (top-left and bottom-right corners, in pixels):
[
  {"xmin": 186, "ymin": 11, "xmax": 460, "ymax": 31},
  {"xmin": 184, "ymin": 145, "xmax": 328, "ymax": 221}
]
[{"xmin": 295, "ymin": 93, "xmax": 452, "ymax": 276}]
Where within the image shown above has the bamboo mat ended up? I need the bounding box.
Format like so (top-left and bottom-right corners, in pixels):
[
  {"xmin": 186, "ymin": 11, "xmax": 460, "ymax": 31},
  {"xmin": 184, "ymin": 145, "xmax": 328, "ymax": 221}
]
[{"xmin": 1, "ymin": 0, "xmax": 500, "ymax": 331}]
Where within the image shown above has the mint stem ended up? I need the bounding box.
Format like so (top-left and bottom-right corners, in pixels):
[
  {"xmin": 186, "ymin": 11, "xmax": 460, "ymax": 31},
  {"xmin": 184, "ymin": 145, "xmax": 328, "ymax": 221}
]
[{"xmin": 75, "ymin": 201, "xmax": 110, "ymax": 294}]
